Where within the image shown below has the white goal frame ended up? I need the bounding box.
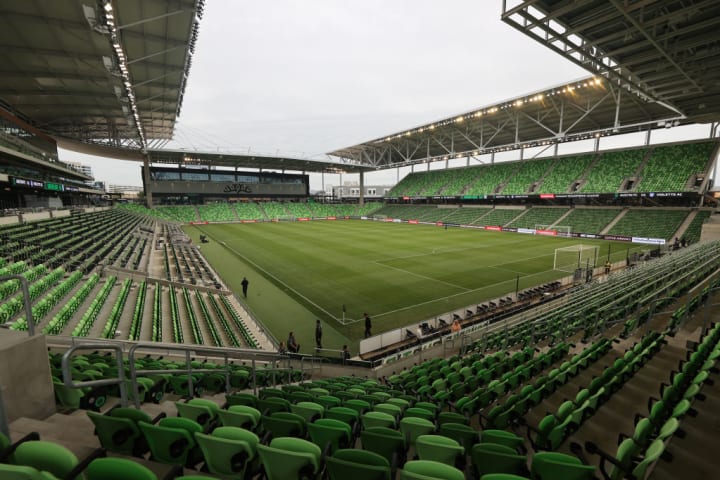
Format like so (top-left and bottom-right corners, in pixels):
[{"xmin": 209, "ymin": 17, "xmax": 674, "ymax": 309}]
[
  {"xmin": 536, "ymin": 224, "xmax": 571, "ymax": 236},
  {"xmin": 553, "ymin": 244, "xmax": 599, "ymax": 273}
]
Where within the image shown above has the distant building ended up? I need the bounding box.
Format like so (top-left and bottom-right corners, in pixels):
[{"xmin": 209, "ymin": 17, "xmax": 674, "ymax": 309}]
[
  {"xmin": 107, "ymin": 184, "xmax": 142, "ymax": 199},
  {"xmin": 332, "ymin": 184, "xmax": 393, "ymax": 200},
  {"xmin": 65, "ymin": 161, "xmax": 94, "ymax": 180}
]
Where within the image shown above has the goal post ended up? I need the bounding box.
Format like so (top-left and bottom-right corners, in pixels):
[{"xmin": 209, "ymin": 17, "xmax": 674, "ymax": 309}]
[
  {"xmin": 536, "ymin": 224, "xmax": 571, "ymax": 236},
  {"xmin": 553, "ymin": 244, "xmax": 599, "ymax": 273}
]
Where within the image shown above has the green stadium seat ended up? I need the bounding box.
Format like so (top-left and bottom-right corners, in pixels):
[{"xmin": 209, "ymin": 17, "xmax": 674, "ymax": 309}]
[
  {"xmin": 400, "ymin": 459, "xmax": 465, "ymax": 480},
  {"xmin": 195, "ymin": 426, "xmax": 260, "ymax": 479},
  {"xmin": 326, "ymin": 448, "xmax": 392, "ymax": 480},
  {"xmin": 257, "ymin": 437, "xmax": 322, "ymax": 480},
  {"xmin": 415, "ymin": 434, "xmax": 464, "ymax": 466}
]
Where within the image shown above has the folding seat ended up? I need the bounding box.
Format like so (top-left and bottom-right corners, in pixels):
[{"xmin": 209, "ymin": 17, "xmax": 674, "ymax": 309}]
[
  {"xmin": 399, "ymin": 416, "xmax": 435, "ymax": 448},
  {"xmin": 261, "ymin": 412, "xmax": 307, "ymax": 439},
  {"xmin": 471, "ymin": 442, "xmax": 527, "ymax": 478},
  {"xmin": 361, "ymin": 427, "xmax": 407, "ymax": 467},
  {"xmin": 335, "ymin": 391, "xmax": 357, "ymax": 403},
  {"xmin": 478, "ymin": 472, "xmax": 530, "ymax": 480},
  {"xmin": 480, "ymin": 403, "xmax": 513, "ymax": 430},
  {"xmin": 175, "ymin": 399, "xmax": 220, "ymax": 429},
  {"xmin": 361, "ymin": 394, "xmax": 382, "ymax": 406},
  {"xmin": 308, "ymin": 387, "xmax": 330, "ymax": 397},
  {"xmin": 527, "ymin": 414, "xmax": 572, "ymax": 451},
  {"xmin": 416, "ymin": 435, "xmax": 464, "ymax": 467},
  {"xmin": 217, "ymin": 405, "xmax": 262, "ymax": 431},
  {"xmin": 138, "ymin": 417, "xmax": 204, "ymax": 467},
  {"xmin": 288, "ymin": 391, "xmax": 314, "ymax": 404},
  {"xmin": 403, "ymin": 406, "xmax": 434, "ymax": 423},
  {"xmin": 438, "ymin": 422, "xmax": 478, "ymax": 452},
  {"xmin": 480, "ymin": 429, "xmax": 524, "ymax": 451},
  {"xmin": 371, "ymin": 391, "xmax": 392, "ymax": 403},
  {"xmin": 437, "ymin": 411, "xmax": 468, "ymax": 426},
  {"xmin": 225, "ymin": 392, "xmax": 258, "ymax": 408},
  {"xmin": 401, "ymin": 459, "xmax": 465, "ymax": 480},
  {"xmin": 167, "ymin": 374, "xmax": 203, "ymax": 397},
  {"xmin": 229, "ymin": 369, "xmax": 250, "ymax": 390},
  {"xmin": 84, "ymin": 457, "xmax": 159, "ymax": 480},
  {"xmin": 307, "ymin": 418, "xmax": 353, "ymax": 454},
  {"xmin": 195, "ymin": 426, "xmax": 260, "ymax": 479},
  {"xmin": 363, "ymin": 411, "xmax": 397, "ymax": 430},
  {"xmin": 0, "ymin": 463, "xmax": 59, "ymax": 479},
  {"xmin": 386, "ymin": 397, "xmax": 411, "ymax": 414},
  {"xmin": 259, "ymin": 388, "xmax": 286, "ymax": 400},
  {"xmin": 290, "ymin": 401, "xmax": 325, "ymax": 423},
  {"xmin": 316, "ymin": 395, "xmax": 342, "ymax": 411},
  {"xmin": 414, "ymin": 401, "xmax": 440, "ymax": 419},
  {"xmin": 257, "ymin": 437, "xmax": 322, "ymax": 480},
  {"xmin": 530, "ymin": 451, "xmax": 596, "ymax": 480},
  {"xmin": 344, "ymin": 398, "xmax": 371, "ymax": 415},
  {"xmin": 257, "ymin": 397, "xmax": 291, "ymax": 415},
  {"xmin": 326, "ymin": 406, "xmax": 360, "ymax": 432},
  {"xmin": 86, "ymin": 407, "xmax": 161, "ymax": 456},
  {"xmin": 53, "ymin": 378, "xmax": 106, "ymax": 411},
  {"xmin": 201, "ymin": 372, "xmax": 226, "ymax": 394},
  {"xmin": 326, "ymin": 448, "xmax": 391, "ymax": 480},
  {"xmin": 8, "ymin": 439, "xmax": 104, "ymax": 480}
]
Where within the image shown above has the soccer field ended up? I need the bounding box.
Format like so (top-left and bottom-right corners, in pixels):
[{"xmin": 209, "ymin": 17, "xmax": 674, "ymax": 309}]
[{"xmin": 185, "ymin": 220, "xmax": 644, "ymax": 351}]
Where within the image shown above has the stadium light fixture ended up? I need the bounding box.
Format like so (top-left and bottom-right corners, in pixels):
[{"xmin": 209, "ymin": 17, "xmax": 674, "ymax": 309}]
[{"xmin": 99, "ymin": 0, "xmax": 147, "ymax": 148}]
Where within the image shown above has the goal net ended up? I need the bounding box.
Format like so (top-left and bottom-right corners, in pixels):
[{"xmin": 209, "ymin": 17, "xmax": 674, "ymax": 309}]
[
  {"xmin": 554, "ymin": 244, "xmax": 599, "ymax": 273},
  {"xmin": 536, "ymin": 224, "xmax": 571, "ymax": 236}
]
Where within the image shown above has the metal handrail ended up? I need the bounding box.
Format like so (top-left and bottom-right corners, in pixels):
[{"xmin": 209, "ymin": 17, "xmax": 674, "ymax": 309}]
[
  {"xmin": 61, "ymin": 343, "xmax": 128, "ymax": 406},
  {"xmin": 127, "ymin": 342, "xmax": 294, "ymax": 407},
  {"xmin": 0, "ymin": 275, "xmax": 34, "ymax": 336}
]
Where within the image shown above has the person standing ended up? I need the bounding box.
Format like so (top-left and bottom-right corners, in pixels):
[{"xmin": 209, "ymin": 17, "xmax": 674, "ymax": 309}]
[
  {"xmin": 287, "ymin": 331, "xmax": 299, "ymax": 353},
  {"xmin": 315, "ymin": 319, "xmax": 323, "ymax": 350},
  {"xmin": 241, "ymin": 277, "xmax": 249, "ymax": 298},
  {"xmin": 364, "ymin": 313, "xmax": 372, "ymax": 338},
  {"xmin": 341, "ymin": 344, "xmax": 350, "ymax": 364},
  {"xmin": 451, "ymin": 318, "xmax": 461, "ymax": 334}
]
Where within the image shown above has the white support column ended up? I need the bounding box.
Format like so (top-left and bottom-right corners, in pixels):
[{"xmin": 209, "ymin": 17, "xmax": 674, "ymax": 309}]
[
  {"xmin": 143, "ymin": 153, "xmax": 153, "ymax": 208},
  {"xmin": 359, "ymin": 171, "xmax": 365, "ymax": 207}
]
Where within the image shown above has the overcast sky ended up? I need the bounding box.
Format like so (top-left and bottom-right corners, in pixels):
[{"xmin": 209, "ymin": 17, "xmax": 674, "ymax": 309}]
[{"xmin": 60, "ymin": 0, "xmax": 713, "ymax": 191}]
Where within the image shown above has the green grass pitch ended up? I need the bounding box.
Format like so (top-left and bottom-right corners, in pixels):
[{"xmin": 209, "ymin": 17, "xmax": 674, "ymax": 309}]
[{"xmin": 184, "ymin": 220, "xmax": 645, "ymax": 353}]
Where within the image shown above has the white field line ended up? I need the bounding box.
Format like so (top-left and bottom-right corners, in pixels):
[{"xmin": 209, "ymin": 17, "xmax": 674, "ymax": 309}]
[
  {"xmin": 372, "ymin": 261, "xmax": 471, "ymax": 292},
  {"xmin": 372, "ymin": 267, "xmax": 562, "ymax": 319},
  {"xmin": 217, "ymin": 239, "xmax": 343, "ymax": 321},
  {"xmin": 213, "ymin": 228, "xmax": 585, "ymax": 325},
  {"xmin": 371, "ymin": 237, "xmax": 531, "ymax": 262}
]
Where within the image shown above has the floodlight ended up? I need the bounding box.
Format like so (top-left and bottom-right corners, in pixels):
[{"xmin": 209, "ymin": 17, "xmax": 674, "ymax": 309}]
[{"xmin": 82, "ymin": 4, "xmax": 109, "ymax": 34}]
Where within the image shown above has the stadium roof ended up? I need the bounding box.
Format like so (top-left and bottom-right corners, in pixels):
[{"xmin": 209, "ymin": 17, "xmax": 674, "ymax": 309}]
[
  {"xmin": 0, "ymin": 0, "xmax": 204, "ymax": 152},
  {"xmin": 2, "ymin": 1, "xmax": 717, "ymax": 175},
  {"xmin": 145, "ymin": 148, "xmax": 372, "ymax": 174},
  {"xmin": 501, "ymin": 0, "xmax": 720, "ymax": 124},
  {"xmin": 328, "ymin": 75, "xmax": 684, "ymax": 167},
  {"xmin": 330, "ymin": 0, "xmax": 720, "ymax": 168}
]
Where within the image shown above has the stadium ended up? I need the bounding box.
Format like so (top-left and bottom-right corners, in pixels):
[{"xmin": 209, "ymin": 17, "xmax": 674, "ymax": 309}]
[{"xmin": 0, "ymin": 1, "xmax": 719, "ymax": 479}]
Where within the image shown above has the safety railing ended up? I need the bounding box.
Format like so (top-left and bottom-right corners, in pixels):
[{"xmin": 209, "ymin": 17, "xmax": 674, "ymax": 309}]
[{"xmin": 61, "ymin": 343, "xmax": 128, "ymax": 406}]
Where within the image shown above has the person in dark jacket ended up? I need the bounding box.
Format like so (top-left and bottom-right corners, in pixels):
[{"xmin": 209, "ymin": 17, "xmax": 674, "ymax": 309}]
[
  {"xmin": 364, "ymin": 313, "xmax": 372, "ymax": 338},
  {"xmin": 315, "ymin": 319, "xmax": 322, "ymax": 349}
]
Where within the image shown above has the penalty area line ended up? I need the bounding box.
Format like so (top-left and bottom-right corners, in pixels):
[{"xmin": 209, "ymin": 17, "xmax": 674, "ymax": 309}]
[{"xmin": 212, "ymin": 236, "xmax": 345, "ymax": 324}]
